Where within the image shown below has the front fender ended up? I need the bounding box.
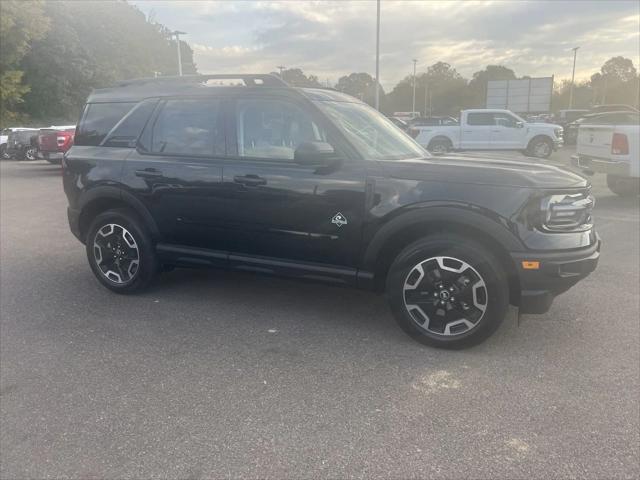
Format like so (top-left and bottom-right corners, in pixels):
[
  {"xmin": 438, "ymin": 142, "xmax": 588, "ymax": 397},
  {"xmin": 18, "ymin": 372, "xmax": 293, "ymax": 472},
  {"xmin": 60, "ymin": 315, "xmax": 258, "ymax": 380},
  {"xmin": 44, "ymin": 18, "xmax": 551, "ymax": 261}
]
[{"xmin": 361, "ymin": 203, "xmax": 525, "ymax": 272}]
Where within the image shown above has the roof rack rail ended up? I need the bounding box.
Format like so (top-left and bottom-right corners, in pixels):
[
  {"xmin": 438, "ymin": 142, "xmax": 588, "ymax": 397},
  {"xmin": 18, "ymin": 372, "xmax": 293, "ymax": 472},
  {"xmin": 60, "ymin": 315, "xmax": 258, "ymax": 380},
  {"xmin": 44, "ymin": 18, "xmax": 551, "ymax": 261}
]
[{"xmin": 114, "ymin": 74, "xmax": 288, "ymax": 88}]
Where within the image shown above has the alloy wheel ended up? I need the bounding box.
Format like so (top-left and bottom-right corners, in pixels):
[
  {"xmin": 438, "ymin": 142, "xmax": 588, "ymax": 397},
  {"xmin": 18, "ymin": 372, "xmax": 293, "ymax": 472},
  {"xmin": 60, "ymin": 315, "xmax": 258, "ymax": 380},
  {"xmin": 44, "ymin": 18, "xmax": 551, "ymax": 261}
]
[
  {"xmin": 93, "ymin": 223, "xmax": 140, "ymax": 284},
  {"xmin": 532, "ymin": 141, "xmax": 551, "ymax": 158},
  {"xmin": 25, "ymin": 148, "xmax": 37, "ymax": 161},
  {"xmin": 403, "ymin": 256, "xmax": 488, "ymax": 336}
]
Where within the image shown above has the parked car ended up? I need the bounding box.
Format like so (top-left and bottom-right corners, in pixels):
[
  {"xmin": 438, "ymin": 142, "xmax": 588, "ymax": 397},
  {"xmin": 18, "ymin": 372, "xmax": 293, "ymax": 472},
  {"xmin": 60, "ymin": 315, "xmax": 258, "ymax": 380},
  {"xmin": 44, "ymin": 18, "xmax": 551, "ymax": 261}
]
[
  {"xmin": 589, "ymin": 104, "xmax": 639, "ymax": 115},
  {"xmin": 564, "ymin": 111, "xmax": 637, "ymax": 145},
  {"xmin": 391, "ymin": 111, "xmax": 420, "ymax": 122},
  {"xmin": 63, "ymin": 74, "xmax": 599, "ymax": 349},
  {"xmin": 552, "ymin": 109, "xmax": 590, "ymax": 127},
  {"xmin": 5, "ymin": 129, "xmax": 39, "ymax": 160},
  {"xmin": 38, "ymin": 125, "xmax": 76, "ymax": 164},
  {"xmin": 413, "ymin": 109, "xmax": 563, "ymax": 158},
  {"xmin": 572, "ymin": 111, "xmax": 639, "ymax": 197},
  {"xmin": 409, "ymin": 116, "xmax": 458, "ymax": 127},
  {"xmin": 387, "ymin": 116, "xmax": 409, "ymax": 131},
  {"xmin": 1, "ymin": 128, "xmax": 36, "ymax": 159}
]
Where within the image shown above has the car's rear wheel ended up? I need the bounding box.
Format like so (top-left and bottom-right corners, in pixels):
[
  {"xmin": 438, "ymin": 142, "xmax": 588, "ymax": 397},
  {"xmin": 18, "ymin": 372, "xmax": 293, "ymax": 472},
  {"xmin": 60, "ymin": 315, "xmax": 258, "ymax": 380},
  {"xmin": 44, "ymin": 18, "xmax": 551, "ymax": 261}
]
[
  {"xmin": 386, "ymin": 234, "xmax": 509, "ymax": 348},
  {"xmin": 526, "ymin": 136, "xmax": 553, "ymax": 159},
  {"xmin": 24, "ymin": 147, "xmax": 38, "ymax": 161},
  {"xmin": 607, "ymin": 174, "xmax": 639, "ymax": 197},
  {"xmin": 86, "ymin": 209, "xmax": 158, "ymax": 293},
  {"xmin": 0, "ymin": 144, "xmax": 10, "ymax": 160}
]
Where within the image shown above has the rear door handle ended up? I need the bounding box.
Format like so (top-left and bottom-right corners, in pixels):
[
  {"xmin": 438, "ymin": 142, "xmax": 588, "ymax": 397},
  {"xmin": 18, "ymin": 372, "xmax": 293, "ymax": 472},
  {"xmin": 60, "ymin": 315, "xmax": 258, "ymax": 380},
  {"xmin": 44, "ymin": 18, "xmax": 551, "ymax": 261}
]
[
  {"xmin": 135, "ymin": 168, "xmax": 163, "ymax": 178},
  {"xmin": 234, "ymin": 174, "xmax": 266, "ymax": 187}
]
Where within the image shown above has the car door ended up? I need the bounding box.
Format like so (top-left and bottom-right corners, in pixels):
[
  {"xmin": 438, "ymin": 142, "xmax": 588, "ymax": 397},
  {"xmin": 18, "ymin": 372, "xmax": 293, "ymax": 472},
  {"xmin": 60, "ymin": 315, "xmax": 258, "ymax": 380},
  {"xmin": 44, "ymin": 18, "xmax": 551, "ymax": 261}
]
[
  {"xmin": 460, "ymin": 112, "xmax": 492, "ymax": 149},
  {"xmin": 121, "ymin": 96, "xmax": 232, "ymax": 254},
  {"xmin": 490, "ymin": 112, "xmax": 525, "ymax": 149},
  {"xmin": 221, "ymin": 95, "xmax": 367, "ymax": 268}
]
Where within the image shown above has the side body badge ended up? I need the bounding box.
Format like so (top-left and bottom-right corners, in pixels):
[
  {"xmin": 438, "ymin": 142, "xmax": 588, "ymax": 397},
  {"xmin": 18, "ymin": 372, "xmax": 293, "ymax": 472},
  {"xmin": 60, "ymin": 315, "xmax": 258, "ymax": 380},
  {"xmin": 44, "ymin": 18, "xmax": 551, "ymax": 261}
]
[{"xmin": 331, "ymin": 212, "xmax": 348, "ymax": 227}]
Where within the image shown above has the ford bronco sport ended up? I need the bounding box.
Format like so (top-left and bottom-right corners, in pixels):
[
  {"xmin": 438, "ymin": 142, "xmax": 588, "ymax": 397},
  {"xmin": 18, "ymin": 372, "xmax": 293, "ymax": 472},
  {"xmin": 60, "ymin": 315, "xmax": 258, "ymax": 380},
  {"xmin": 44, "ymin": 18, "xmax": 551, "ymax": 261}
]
[{"xmin": 63, "ymin": 74, "xmax": 600, "ymax": 348}]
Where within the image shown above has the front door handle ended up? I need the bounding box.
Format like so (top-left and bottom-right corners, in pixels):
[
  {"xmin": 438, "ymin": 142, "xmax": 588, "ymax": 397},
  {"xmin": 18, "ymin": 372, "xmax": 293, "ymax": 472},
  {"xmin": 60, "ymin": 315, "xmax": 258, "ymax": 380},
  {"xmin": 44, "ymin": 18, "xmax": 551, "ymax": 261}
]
[
  {"xmin": 135, "ymin": 168, "xmax": 163, "ymax": 178},
  {"xmin": 234, "ymin": 174, "xmax": 266, "ymax": 187}
]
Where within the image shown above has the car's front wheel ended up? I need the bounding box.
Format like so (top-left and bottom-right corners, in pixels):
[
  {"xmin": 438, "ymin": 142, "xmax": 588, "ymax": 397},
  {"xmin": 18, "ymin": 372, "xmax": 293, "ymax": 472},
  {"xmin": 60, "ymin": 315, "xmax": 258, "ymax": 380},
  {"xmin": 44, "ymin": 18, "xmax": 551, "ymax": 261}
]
[
  {"xmin": 386, "ymin": 234, "xmax": 509, "ymax": 348},
  {"xmin": 86, "ymin": 209, "xmax": 159, "ymax": 293},
  {"xmin": 24, "ymin": 147, "xmax": 38, "ymax": 161},
  {"xmin": 526, "ymin": 136, "xmax": 553, "ymax": 159}
]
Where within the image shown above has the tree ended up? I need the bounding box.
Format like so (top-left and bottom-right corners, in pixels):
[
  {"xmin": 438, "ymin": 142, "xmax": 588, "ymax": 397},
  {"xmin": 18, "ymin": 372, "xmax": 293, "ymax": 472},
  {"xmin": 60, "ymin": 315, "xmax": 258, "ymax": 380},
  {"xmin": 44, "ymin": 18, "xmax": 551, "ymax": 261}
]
[
  {"xmin": 335, "ymin": 72, "xmax": 385, "ymax": 107},
  {"xmin": 277, "ymin": 68, "xmax": 322, "ymax": 88},
  {"xmin": 600, "ymin": 56, "xmax": 637, "ymax": 83},
  {"xmin": 0, "ymin": 0, "xmax": 49, "ymax": 125},
  {"xmin": 590, "ymin": 57, "xmax": 638, "ymax": 106},
  {"xmin": 386, "ymin": 62, "xmax": 468, "ymax": 116},
  {"xmin": 18, "ymin": 1, "xmax": 198, "ymax": 123}
]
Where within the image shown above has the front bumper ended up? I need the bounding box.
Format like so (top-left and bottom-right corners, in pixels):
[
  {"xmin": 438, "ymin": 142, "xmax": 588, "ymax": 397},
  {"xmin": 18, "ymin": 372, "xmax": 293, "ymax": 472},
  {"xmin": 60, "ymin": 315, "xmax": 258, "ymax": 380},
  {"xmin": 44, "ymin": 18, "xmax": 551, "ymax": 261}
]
[
  {"xmin": 511, "ymin": 235, "xmax": 601, "ymax": 314},
  {"xmin": 67, "ymin": 206, "xmax": 82, "ymax": 242}
]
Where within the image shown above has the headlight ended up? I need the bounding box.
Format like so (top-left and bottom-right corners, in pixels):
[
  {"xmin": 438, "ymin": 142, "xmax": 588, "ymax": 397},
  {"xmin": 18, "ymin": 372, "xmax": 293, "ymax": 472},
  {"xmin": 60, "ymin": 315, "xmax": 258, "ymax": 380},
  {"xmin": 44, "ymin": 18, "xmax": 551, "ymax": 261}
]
[
  {"xmin": 555, "ymin": 128, "xmax": 563, "ymax": 139},
  {"xmin": 540, "ymin": 192, "xmax": 594, "ymax": 231}
]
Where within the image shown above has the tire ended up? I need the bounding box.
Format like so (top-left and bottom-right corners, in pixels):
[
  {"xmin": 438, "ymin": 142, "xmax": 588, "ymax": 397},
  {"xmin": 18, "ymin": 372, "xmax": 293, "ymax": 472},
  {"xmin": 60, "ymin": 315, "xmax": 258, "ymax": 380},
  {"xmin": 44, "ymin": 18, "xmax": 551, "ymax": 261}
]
[
  {"xmin": 86, "ymin": 208, "xmax": 159, "ymax": 293},
  {"xmin": 386, "ymin": 233, "xmax": 509, "ymax": 349},
  {"xmin": 0, "ymin": 144, "xmax": 9, "ymax": 160},
  {"xmin": 24, "ymin": 147, "xmax": 38, "ymax": 161},
  {"xmin": 607, "ymin": 174, "xmax": 639, "ymax": 197},
  {"xmin": 526, "ymin": 136, "xmax": 553, "ymax": 159},
  {"xmin": 428, "ymin": 137, "xmax": 452, "ymax": 154}
]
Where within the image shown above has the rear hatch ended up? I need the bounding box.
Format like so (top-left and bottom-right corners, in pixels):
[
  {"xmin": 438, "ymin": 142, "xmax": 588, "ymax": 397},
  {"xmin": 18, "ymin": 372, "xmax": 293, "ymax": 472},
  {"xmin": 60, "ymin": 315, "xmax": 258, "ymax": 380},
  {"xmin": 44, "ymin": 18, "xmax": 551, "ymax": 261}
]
[
  {"xmin": 38, "ymin": 129, "xmax": 58, "ymax": 153},
  {"xmin": 577, "ymin": 125, "xmax": 614, "ymax": 160}
]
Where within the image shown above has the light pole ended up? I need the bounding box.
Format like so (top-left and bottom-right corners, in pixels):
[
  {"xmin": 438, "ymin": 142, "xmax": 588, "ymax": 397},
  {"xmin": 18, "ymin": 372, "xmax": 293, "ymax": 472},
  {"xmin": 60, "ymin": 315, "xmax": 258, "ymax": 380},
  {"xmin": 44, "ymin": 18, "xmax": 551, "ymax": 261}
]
[
  {"xmin": 568, "ymin": 46, "xmax": 579, "ymax": 108},
  {"xmin": 412, "ymin": 59, "xmax": 417, "ymax": 116},
  {"xmin": 173, "ymin": 30, "xmax": 186, "ymax": 76},
  {"xmin": 374, "ymin": 0, "xmax": 380, "ymax": 110},
  {"xmin": 277, "ymin": 65, "xmax": 286, "ymax": 78}
]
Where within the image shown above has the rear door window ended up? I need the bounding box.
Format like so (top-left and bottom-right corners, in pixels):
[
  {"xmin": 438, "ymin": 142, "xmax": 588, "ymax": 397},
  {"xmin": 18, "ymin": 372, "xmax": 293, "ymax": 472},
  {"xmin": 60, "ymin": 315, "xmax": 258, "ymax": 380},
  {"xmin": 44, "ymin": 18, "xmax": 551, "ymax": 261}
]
[
  {"xmin": 75, "ymin": 102, "xmax": 136, "ymax": 146},
  {"xmin": 150, "ymin": 99, "xmax": 224, "ymax": 157},
  {"xmin": 467, "ymin": 113, "xmax": 494, "ymax": 126}
]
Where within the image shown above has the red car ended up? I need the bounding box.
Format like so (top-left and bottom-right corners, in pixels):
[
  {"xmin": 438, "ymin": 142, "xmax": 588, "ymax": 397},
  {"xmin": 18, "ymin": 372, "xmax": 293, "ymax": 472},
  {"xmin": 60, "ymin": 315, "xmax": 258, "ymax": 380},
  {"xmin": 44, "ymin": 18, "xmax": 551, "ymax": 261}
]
[{"xmin": 38, "ymin": 125, "xmax": 75, "ymax": 164}]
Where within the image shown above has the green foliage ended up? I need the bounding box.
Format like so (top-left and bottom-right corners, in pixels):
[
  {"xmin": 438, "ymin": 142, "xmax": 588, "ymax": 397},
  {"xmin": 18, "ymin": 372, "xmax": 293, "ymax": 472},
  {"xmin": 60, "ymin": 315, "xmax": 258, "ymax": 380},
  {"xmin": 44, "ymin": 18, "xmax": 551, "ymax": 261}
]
[
  {"xmin": 19, "ymin": 0, "xmax": 198, "ymax": 123},
  {"xmin": 0, "ymin": 0, "xmax": 50, "ymax": 126},
  {"xmin": 278, "ymin": 68, "xmax": 322, "ymax": 87},
  {"xmin": 335, "ymin": 72, "xmax": 385, "ymax": 108}
]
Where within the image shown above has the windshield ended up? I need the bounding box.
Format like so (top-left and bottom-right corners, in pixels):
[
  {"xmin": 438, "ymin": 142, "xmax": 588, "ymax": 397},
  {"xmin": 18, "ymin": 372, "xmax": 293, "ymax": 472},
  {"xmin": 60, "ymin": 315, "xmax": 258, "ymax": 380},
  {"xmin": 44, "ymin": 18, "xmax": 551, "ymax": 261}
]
[{"xmin": 314, "ymin": 100, "xmax": 429, "ymax": 160}]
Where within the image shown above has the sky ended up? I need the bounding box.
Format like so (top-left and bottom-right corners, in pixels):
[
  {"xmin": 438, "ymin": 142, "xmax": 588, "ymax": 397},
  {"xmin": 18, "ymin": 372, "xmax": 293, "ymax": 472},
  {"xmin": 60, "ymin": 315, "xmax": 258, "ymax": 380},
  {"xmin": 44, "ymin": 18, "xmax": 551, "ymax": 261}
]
[{"xmin": 131, "ymin": 0, "xmax": 640, "ymax": 90}]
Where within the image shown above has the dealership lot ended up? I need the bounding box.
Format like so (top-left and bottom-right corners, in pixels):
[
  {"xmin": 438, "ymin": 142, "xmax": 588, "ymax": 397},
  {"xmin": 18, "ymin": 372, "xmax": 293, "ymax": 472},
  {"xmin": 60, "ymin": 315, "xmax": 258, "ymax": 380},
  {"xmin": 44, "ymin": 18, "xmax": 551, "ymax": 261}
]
[{"xmin": 1, "ymin": 150, "xmax": 638, "ymax": 478}]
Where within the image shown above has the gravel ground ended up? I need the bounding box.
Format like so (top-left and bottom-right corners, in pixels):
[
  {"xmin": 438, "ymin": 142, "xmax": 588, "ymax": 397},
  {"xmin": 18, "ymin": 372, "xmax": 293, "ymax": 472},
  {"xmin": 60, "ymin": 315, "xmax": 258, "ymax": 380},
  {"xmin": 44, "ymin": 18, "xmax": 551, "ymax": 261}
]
[{"xmin": 1, "ymin": 147, "xmax": 638, "ymax": 479}]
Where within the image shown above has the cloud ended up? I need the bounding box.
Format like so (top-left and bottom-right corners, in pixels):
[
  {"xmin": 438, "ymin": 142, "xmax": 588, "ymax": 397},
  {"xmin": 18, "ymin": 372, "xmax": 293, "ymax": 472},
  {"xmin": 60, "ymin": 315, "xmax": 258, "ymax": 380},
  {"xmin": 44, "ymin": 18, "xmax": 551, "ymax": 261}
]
[{"xmin": 131, "ymin": 0, "xmax": 640, "ymax": 89}]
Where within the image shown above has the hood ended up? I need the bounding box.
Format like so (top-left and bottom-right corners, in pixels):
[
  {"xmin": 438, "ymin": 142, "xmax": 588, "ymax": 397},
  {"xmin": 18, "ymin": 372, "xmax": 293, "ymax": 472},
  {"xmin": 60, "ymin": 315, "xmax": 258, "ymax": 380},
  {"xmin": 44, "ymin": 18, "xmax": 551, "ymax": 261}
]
[
  {"xmin": 380, "ymin": 155, "xmax": 588, "ymax": 189},
  {"xmin": 527, "ymin": 122, "xmax": 562, "ymax": 129}
]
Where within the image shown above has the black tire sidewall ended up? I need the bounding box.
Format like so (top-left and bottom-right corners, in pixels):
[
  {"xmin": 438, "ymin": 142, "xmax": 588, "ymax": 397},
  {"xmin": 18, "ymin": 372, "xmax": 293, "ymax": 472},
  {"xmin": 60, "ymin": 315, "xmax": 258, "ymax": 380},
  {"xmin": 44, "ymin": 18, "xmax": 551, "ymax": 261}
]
[
  {"xmin": 528, "ymin": 137, "xmax": 552, "ymax": 159},
  {"xmin": 429, "ymin": 138, "xmax": 451, "ymax": 153},
  {"xmin": 85, "ymin": 209, "xmax": 158, "ymax": 293},
  {"xmin": 386, "ymin": 234, "xmax": 509, "ymax": 348}
]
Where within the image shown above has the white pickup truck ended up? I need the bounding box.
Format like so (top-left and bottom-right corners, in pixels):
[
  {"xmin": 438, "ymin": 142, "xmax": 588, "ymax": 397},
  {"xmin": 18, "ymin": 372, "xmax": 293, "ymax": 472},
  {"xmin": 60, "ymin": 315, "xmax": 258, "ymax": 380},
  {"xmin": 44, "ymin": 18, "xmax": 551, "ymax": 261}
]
[
  {"xmin": 571, "ymin": 111, "xmax": 639, "ymax": 197},
  {"xmin": 414, "ymin": 109, "xmax": 563, "ymax": 158}
]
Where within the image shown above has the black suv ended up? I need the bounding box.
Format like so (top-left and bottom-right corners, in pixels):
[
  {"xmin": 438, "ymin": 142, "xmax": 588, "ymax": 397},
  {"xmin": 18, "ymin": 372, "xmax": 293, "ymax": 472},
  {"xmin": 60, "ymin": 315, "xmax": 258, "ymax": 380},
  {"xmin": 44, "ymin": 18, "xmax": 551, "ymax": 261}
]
[{"xmin": 63, "ymin": 74, "xmax": 601, "ymax": 348}]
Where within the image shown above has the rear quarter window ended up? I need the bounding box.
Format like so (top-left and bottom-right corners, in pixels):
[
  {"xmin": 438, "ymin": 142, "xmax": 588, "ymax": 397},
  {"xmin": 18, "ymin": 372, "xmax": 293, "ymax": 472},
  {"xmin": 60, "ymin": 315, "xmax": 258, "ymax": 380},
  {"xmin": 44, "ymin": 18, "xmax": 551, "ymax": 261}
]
[{"xmin": 75, "ymin": 102, "xmax": 136, "ymax": 146}]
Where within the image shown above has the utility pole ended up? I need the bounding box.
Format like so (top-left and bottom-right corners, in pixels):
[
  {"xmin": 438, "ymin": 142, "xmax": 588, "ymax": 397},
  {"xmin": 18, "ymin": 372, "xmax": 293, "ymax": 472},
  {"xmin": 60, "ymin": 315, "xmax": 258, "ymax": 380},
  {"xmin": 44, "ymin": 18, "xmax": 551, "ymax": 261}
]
[
  {"xmin": 277, "ymin": 65, "xmax": 286, "ymax": 78},
  {"xmin": 374, "ymin": 0, "xmax": 381, "ymax": 110},
  {"xmin": 412, "ymin": 59, "xmax": 417, "ymax": 117},
  {"xmin": 568, "ymin": 46, "xmax": 579, "ymax": 108},
  {"xmin": 424, "ymin": 83, "xmax": 428, "ymax": 118},
  {"xmin": 172, "ymin": 31, "xmax": 186, "ymax": 76}
]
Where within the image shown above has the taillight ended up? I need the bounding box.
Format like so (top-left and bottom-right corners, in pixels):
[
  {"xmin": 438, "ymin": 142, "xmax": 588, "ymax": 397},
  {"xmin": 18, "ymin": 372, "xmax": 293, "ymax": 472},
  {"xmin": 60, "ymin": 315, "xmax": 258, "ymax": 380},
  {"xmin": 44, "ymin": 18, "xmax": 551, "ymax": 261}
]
[
  {"xmin": 408, "ymin": 128, "xmax": 419, "ymax": 139},
  {"xmin": 611, "ymin": 133, "xmax": 629, "ymax": 155},
  {"xmin": 57, "ymin": 136, "xmax": 66, "ymax": 146}
]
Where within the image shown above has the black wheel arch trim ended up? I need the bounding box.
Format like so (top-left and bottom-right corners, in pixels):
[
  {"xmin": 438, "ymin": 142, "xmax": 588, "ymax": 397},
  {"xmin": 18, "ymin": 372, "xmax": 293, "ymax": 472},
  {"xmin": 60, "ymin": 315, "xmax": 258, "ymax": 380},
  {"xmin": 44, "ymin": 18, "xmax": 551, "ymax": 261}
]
[
  {"xmin": 361, "ymin": 204, "xmax": 525, "ymax": 272},
  {"xmin": 77, "ymin": 185, "xmax": 161, "ymax": 242}
]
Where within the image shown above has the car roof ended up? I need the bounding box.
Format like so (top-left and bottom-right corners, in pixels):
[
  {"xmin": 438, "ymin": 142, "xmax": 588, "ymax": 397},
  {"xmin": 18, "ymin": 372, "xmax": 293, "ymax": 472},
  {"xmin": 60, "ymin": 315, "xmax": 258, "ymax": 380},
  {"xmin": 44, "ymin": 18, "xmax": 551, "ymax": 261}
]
[{"xmin": 86, "ymin": 74, "xmax": 363, "ymax": 104}]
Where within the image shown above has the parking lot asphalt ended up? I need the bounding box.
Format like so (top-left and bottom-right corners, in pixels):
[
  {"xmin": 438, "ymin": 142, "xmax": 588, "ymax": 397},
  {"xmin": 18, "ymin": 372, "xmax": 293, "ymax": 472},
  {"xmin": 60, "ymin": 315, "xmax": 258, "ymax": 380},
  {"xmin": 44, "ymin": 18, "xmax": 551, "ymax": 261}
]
[{"xmin": 1, "ymin": 148, "xmax": 638, "ymax": 479}]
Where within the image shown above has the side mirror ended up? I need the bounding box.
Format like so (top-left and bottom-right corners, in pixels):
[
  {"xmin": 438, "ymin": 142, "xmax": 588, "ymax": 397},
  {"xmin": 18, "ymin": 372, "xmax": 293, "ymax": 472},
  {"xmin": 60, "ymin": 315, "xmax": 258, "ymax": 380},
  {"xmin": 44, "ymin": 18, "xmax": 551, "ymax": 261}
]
[
  {"xmin": 294, "ymin": 141, "xmax": 336, "ymax": 166},
  {"xmin": 516, "ymin": 121, "xmax": 524, "ymax": 129}
]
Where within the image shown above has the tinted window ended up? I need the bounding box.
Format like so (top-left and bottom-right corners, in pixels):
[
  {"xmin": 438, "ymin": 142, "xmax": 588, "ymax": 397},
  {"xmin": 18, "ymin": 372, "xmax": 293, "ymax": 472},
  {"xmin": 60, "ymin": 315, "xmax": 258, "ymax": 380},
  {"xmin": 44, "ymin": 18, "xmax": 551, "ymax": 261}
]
[
  {"xmin": 103, "ymin": 99, "xmax": 158, "ymax": 147},
  {"xmin": 75, "ymin": 102, "xmax": 136, "ymax": 146},
  {"xmin": 236, "ymin": 99, "xmax": 326, "ymax": 160},
  {"xmin": 150, "ymin": 99, "xmax": 224, "ymax": 156},
  {"xmin": 467, "ymin": 113, "xmax": 494, "ymax": 126},
  {"xmin": 493, "ymin": 113, "xmax": 519, "ymax": 127}
]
